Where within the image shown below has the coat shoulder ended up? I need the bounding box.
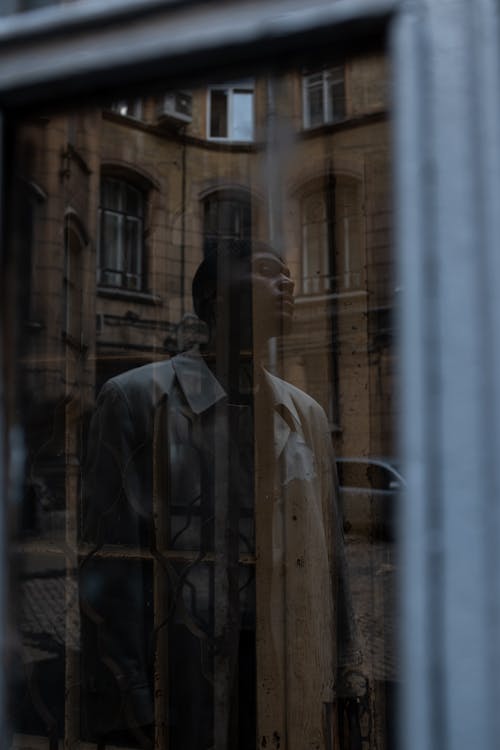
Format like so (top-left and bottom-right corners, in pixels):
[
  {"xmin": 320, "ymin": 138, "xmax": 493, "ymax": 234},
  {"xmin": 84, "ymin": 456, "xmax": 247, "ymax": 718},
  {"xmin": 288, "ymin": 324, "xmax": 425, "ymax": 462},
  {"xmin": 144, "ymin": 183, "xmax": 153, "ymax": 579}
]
[
  {"xmin": 266, "ymin": 371, "xmax": 329, "ymax": 425},
  {"xmin": 103, "ymin": 359, "xmax": 175, "ymax": 395}
]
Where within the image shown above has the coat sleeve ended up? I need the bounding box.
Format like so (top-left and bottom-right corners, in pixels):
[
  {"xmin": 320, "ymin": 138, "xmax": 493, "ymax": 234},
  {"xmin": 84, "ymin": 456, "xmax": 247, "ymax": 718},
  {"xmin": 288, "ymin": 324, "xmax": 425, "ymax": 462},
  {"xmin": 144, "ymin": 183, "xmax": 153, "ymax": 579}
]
[{"xmin": 80, "ymin": 381, "xmax": 155, "ymax": 734}]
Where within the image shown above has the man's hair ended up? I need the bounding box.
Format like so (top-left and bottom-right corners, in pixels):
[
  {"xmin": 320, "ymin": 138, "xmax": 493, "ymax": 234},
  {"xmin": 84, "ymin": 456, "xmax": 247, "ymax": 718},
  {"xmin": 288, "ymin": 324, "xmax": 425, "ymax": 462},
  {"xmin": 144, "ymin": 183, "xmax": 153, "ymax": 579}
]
[{"xmin": 192, "ymin": 238, "xmax": 277, "ymax": 324}]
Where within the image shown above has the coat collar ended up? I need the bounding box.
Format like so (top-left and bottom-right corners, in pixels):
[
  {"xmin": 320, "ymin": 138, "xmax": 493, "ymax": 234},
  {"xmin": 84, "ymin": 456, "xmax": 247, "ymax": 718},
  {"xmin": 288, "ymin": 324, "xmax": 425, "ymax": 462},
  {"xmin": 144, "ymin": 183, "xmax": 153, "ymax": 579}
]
[
  {"xmin": 171, "ymin": 349, "xmax": 226, "ymax": 414},
  {"xmin": 171, "ymin": 350, "xmax": 301, "ymax": 433}
]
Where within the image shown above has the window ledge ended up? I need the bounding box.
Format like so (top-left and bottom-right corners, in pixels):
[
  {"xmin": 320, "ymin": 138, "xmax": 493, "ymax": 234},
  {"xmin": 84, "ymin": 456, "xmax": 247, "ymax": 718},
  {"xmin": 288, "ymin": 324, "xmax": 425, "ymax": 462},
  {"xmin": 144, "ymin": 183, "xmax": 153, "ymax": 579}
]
[
  {"xmin": 301, "ymin": 109, "xmax": 387, "ymax": 136},
  {"xmin": 200, "ymin": 138, "xmax": 257, "ymax": 152},
  {"xmin": 97, "ymin": 286, "xmax": 162, "ymax": 305}
]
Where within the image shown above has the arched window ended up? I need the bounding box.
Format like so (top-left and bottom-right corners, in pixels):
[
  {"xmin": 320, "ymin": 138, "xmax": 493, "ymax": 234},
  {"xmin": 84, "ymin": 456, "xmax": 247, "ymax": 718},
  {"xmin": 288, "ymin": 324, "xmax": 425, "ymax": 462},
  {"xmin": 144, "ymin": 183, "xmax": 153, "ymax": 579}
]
[
  {"xmin": 203, "ymin": 189, "xmax": 252, "ymax": 254},
  {"xmin": 98, "ymin": 177, "xmax": 145, "ymax": 290},
  {"xmin": 301, "ymin": 176, "xmax": 362, "ymax": 295}
]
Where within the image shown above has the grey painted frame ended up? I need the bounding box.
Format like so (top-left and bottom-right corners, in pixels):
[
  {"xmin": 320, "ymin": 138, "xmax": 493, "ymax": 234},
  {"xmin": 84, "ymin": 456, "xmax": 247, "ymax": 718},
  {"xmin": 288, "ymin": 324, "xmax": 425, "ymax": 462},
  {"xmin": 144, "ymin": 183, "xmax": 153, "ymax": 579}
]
[
  {"xmin": 0, "ymin": 0, "xmax": 395, "ymax": 106},
  {"xmin": 1, "ymin": 0, "xmax": 499, "ymax": 748},
  {"xmin": 393, "ymin": 2, "xmax": 500, "ymax": 749}
]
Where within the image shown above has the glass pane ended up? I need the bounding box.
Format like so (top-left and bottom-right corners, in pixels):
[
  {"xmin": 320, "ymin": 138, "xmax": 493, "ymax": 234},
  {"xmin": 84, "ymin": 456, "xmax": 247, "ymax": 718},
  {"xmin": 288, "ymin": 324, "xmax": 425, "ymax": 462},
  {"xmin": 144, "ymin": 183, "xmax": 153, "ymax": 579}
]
[
  {"xmin": 210, "ymin": 90, "xmax": 228, "ymax": 138},
  {"xmin": 302, "ymin": 191, "xmax": 328, "ymax": 293},
  {"xmin": 306, "ymin": 76, "xmax": 324, "ymax": 128},
  {"xmin": 125, "ymin": 217, "xmax": 142, "ymax": 281},
  {"xmin": 232, "ymin": 91, "xmax": 254, "ymax": 141},
  {"xmin": 101, "ymin": 211, "xmax": 123, "ymax": 273},
  {"xmin": 8, "ymin": 47, "xmax": 395, "ymax": 750},
  {"xmin": 126, "ymin": 185, "xmax": 143, "ymax": 217},
  {"xmin": 328, "ymin": 80, "xmax": 346, "ymax": 121},
  {"xmin": 101, "ymin": 178, "xmax": 123, "ymax": 211}
]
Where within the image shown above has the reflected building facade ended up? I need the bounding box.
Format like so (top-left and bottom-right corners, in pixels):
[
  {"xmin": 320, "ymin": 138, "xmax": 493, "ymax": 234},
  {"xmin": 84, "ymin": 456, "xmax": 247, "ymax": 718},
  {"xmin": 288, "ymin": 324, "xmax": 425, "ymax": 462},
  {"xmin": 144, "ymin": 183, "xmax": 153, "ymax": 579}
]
[{"xmin": 12, "ymin": 52, "xmax": 395, "ymax": 750}]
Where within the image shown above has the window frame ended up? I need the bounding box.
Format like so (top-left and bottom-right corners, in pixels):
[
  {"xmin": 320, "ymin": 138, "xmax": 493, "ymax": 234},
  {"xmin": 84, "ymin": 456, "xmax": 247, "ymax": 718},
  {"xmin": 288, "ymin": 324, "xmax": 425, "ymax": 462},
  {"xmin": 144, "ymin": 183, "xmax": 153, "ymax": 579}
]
[
  {"xmin": 206, "ymin": 81, "xmax": 255, "ymax": 142},
  {"xmin": 302, "ymin": 65, "xmax": 346, "ymax": 129},
  {"xmin": 98, "ymin": 176, "xmax": 146, "ymax": 291}
]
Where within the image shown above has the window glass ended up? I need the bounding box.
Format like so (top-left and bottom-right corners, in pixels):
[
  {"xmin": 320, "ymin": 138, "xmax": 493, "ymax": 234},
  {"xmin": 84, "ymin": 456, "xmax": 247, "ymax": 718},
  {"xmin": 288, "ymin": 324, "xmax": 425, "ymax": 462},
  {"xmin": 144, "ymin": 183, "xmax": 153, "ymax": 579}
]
[
  {"xmin": 99, "ymin": 178, "xmax": 144, "ymax": 290},
  {"xmin": 8, "ymin": 51, "xmax": 394, "ymax": 750},
  {"xmin": 232, "ymin": 90, "xmax": 254, "ymax": 141},
  {"xmin": 304, "ymin": 66, "xmax": 346, "ymax": 129},
  {"xmin": 327, "ymin": 66, "xmax": 346, "ymax": 122},
  {"xmin": 210, "ymin": 89, "xmax": 228, "ymax": 138}
]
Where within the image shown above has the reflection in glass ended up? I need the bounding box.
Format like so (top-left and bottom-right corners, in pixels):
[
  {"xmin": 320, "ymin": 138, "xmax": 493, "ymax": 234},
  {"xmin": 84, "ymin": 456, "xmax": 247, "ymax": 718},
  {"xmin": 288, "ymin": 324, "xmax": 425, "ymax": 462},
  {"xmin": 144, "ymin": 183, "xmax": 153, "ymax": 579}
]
[{"xmin": 9, "ymin": 53, "xmax": 395, "ymax": 750}]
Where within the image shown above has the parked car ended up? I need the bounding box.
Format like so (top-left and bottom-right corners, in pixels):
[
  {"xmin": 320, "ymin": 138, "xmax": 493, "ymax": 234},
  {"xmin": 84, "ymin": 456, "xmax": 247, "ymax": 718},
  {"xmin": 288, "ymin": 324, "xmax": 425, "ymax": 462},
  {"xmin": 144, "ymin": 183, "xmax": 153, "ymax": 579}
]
[{"xmin": 336, "ymin": 458, "xmax": 405, "ymax": 540}]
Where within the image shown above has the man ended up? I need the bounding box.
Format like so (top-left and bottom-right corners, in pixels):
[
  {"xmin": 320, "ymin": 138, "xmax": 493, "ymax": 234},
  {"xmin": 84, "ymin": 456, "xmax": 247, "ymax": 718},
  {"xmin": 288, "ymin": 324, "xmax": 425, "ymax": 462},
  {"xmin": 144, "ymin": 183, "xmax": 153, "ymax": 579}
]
[{"xmin": 81, "ymin": 240, "xmax": 357, "ymax": 749}]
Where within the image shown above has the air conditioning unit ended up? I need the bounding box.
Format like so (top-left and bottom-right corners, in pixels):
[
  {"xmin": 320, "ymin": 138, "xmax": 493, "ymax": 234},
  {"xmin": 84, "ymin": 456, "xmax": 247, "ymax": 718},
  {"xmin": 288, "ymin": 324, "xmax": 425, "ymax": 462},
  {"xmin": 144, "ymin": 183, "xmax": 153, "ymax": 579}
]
[{"xmin": 157, "ymin": 91, "xmax": 193, "ymax": 125}]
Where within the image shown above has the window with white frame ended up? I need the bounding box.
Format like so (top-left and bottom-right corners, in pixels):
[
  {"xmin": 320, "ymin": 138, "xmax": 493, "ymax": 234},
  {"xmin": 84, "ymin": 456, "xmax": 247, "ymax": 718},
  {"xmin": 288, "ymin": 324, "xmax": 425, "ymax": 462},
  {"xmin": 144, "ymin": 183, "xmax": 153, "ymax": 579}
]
[
  {"xmin": 207, "ymin": 83, "xmax": 254, "ymax": 141},
  {"xmin": 98, "ymin": 177, "xmax": 145, "ymax": 290},
  {"xmin": 303, "ymin": 65, "xmax": 345, "ymax": 129}
]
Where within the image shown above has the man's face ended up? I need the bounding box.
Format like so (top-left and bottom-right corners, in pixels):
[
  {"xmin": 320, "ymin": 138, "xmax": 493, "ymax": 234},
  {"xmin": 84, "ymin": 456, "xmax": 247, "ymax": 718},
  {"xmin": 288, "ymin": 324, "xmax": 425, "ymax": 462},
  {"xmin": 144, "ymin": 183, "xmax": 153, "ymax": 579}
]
[
  {"xmin": 228, "ymin": 250, "xmax": 295, "ymax": 341},
  {"xmin": 251, "ymin": 251, "xmax": 295, "ymax": 336}
]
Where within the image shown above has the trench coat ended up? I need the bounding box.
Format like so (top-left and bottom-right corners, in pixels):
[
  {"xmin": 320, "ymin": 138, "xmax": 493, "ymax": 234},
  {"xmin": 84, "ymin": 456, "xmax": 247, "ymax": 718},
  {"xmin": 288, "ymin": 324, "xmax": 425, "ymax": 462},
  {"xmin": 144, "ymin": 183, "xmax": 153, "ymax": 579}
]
[{"xmin": 80, "ymin": 349, "xmax": 358, "ymax": 749}]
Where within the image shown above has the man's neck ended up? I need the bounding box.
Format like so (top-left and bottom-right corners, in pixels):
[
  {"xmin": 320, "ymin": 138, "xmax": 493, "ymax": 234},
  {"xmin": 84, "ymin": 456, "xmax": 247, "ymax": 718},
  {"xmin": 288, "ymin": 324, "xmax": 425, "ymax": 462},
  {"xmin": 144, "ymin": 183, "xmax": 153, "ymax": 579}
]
[{"xmin": 202, "ymin": 347, "xmax": 266, "ymax": 403}]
